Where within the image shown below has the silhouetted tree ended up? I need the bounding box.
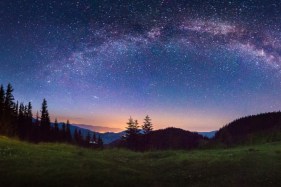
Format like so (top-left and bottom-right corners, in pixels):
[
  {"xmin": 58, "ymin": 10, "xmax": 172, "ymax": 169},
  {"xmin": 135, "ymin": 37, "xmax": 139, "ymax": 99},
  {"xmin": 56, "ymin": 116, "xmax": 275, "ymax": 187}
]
[
  {"xmin": 25, "ymin": 102, "xmax": 33, "ymax": 140},
  {"xmin": 4, "ymin": 84, "xmax": 15, "ymax": 113},
  {"xmin": 54, "ymin": 118, "xmax": 59, "ymax": 140},
  {"xmin": 0, "ymin": 82, "xmax": 104, "ymax": 149},
  {"xmin": 85, "ymin": 131, "xmax": 91, "ymax": 146},
  {"xmin": 66, "ymin": 120, "xmax": 72, "ymax": 142},
  {"xmin": 0, "ymin": 85, "xmax": 4, "ymax": 112},
  {"xmin": 18, "ymin": 103, "xmax": 25, "ymax": 139},
  {"xmin": 142, "ymin": 115, "xmax": 153, "ymax": 134},
  {"xmin": 0, "ymin": 85, "xmax": 4, "ymax": 133},
  {"xmin": 40, "ymin": 99, "xmax": 51, "ymax": 141},
  {"xmin": 78, "ymin": 130, "xmax": 83, "ymax": 145},
  {"xmin": 214, "ymin": 111, "xmax": 281, "ymax": 145},
  {"xmin": 35, "ymin": 111, "xmax": 39, "ymax": 126},
  {"xmin": 27, "ymin": 102, "xmax": 32, "ymax": 123},
  {"xmin": 4, "ymin": 83, "xmax": 17, "ymax": 136},
  {"xmin": 29, "ymin": 110, "xmax": 39, "ymax": 142},
  {"xmin": 32, "ymin": 111, "xmax": 40, "ymax": 142},
  {"xmin": 74, "ymin": 128, "xmax": 83, "ymax": 145},
  {"xmin": 124, "ymin": 117, "xmax": 140, "ymax": 149},
  {"xmin": 15, "ymin": 101, "xmax": 19, "ymax": 117},
  {"xmin": 60, "ymin": 122, "xmax": 66, "ymax": 141}
]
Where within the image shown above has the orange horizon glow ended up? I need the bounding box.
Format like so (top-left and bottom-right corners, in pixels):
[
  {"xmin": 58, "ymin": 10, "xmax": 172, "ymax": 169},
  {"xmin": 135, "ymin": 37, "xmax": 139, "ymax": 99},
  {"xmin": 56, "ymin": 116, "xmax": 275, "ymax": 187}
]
[{"xmin": 50, "ymin": 110, "xmax": 232, "ymax": 133}]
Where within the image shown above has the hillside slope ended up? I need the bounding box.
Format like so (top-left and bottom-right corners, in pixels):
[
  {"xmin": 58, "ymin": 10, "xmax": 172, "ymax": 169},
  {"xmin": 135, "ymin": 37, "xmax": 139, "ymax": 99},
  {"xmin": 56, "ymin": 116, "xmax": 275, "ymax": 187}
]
[
  {"xmin": 1, "ymin": 136, "xmax": 281, "ymax": 186},
  {"xmin": 140, "ymin": 127, "xmax": 205, "ymax": 150},
  {"xmin": 215, "ymin": 112, "xmax": 281, "ymax": 145}
]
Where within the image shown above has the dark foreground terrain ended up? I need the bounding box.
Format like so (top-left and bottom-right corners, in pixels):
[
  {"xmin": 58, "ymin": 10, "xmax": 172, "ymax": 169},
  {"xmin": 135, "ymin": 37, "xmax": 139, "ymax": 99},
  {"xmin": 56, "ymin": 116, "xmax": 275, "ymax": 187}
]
[{"xmin": 0, "ymin": 136, "xmax": 281, "ymax": 187}]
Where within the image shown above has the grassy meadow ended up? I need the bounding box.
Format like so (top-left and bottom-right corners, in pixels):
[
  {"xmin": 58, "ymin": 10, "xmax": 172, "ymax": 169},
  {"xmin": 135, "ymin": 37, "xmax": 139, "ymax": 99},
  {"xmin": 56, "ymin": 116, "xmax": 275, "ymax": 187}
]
[{"xmin": 0, "ymin": 136, "xmax": 281, "ymax": 187}]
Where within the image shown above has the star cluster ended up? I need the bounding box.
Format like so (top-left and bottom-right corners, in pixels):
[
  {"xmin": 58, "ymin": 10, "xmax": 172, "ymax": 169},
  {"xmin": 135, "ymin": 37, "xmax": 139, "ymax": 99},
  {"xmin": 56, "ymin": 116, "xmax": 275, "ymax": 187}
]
[{"xmin": 1, "ymin": 0, "xmax": 281, "ymax": 131}]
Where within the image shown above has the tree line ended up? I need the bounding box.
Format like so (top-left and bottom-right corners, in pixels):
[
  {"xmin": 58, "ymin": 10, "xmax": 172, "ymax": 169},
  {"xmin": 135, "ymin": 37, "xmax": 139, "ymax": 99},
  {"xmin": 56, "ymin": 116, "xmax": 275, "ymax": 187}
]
[
  {"xmin": 214, "ymin": 111, "xmax": 281, "ymax": 146},
  {"xmin": 0, "ymin": 83, "xmax": 103, "ymax": 148},
  {"xmin": 120, "ymin": 115, "xmax": 206, "ymax": 151},
  {"xmin": 121, "ymin": 115, "xmax": 153, "ymax": 150}
]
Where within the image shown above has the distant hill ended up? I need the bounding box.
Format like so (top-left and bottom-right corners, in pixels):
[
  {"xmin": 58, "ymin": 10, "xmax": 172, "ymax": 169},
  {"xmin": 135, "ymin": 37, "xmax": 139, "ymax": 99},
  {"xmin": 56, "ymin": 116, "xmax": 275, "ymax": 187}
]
[
  {"xmin": 112, "ymin": 127, "xmax": 206, "ymax": 150},
  {"xmin": 51, "ymin": 122, "xmax": 124, "ymax": 144},
  {"xmin": 214, "ymin": 111, "xmax": 281, "ymax": 145},
  {"xmin": 73, "ymin": 124, "xmax": 122, "ymax": 133},
  {"xmin": 142, "ymin": 127, "xmax": 206, "ymax": 150},
  {"xmin": 53, "ymin": 121, "xmax": 216, "ymax": 145}
]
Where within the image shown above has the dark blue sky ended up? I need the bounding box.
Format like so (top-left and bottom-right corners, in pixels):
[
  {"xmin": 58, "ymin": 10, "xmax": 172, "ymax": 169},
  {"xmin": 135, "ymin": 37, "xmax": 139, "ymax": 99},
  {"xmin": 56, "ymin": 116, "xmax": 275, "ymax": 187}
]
[{"xmin": 1, "ymin": 0, "xmax": 281, "ymax": 131}]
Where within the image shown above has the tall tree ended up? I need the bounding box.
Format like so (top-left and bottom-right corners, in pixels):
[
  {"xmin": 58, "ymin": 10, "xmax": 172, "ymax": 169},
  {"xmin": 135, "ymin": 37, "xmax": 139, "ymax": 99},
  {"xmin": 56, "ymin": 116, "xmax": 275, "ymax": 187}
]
[
  {"xmin": 0, "ymin": 85, "xmax": 5, "ymax": 133},
  {"xmin": 27, "ymin": 102, "xmax": 32, "ymax": 124},
  {"xmin": 18, "ymin": 103, "xmax": 25, "ymax": 139},
  {"xmin": 124, "ymin": 117, "xmax": 140, "ymax": 149},
  {"xmin": 78, "ymin": 130, "xmax": 83, "ymax": 145},
  {"xmin": 15, "ymin": 101, "xmax": 19, "ymax": 117},
  {"xmin": 61, "ymin": 122, "xmax": 66, "ymax": 141},
  {"xmin": 35, "ymin": 111, "xmax": 39, "ymax": 124},
  {"xmin": 4, "ymin": 83, "xmax": 15, "ymax": 113},
  {"xmin": 66, "ymin": 120, "xmax": 72, "ymax": 142},
  {"xmin": 0, "ymin": 85, "xmax": 4, "ymax": 110},
  {"xmin": 18, "ymin": 103, "xmax": 24, "ymax": 118},
  {"xmin": 24, "ymin": 102, "xmax": 33, "ymax": 140},
  {"xmin": 85, "ymin": 131, "xmax": 91, "ymax": 146},
  {"xmin": 54, "ymin": 118, "xmax": 59, "ymax": 141},
  {"xmin": 4, "ymin": 83, "xmax": 16, "ymax": 136},
  {"xmin": 40, "ymin": 99, "xmax": 51, "ymax": 141},
  {"xmin": 142, "ymin": 115, "xmax": 153, "ymax": 134},
  {"xmin": 74, "ymin": 128, "xmax": 83, "ymax": 145}
]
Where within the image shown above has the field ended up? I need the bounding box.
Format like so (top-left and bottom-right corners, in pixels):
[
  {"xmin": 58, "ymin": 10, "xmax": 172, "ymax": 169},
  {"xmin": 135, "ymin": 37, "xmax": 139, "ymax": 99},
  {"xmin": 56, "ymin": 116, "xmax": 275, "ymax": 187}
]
[{"xmin": 0, "ymin": 136, "xmax": 281, "ymax": 187}]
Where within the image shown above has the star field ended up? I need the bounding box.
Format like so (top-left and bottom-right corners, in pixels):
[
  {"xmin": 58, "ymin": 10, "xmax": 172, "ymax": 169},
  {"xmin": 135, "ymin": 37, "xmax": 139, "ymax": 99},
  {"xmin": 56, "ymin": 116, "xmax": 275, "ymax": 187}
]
[{"xmin": 1, "ymin": 0, "xmax": 281, "ymax": 131}]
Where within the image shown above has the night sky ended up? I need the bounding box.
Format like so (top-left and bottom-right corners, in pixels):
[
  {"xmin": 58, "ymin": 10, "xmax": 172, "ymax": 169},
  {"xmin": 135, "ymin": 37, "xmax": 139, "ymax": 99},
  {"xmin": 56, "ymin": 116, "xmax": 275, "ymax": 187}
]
[{"xmin": 1, "ymin": 0, "xmax": 281, "ymax": 131}]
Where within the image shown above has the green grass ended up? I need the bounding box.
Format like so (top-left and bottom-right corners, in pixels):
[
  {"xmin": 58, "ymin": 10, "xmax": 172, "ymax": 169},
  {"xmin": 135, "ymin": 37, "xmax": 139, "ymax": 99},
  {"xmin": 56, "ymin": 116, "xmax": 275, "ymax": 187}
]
[{"xmin": 0, "ymin": 136, "xmax": 281, "ymax": 187}]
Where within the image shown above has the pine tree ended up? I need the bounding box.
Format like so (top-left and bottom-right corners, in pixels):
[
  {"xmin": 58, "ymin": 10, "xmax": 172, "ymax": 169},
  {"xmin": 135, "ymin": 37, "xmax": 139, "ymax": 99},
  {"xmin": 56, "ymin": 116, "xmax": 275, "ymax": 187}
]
[
  {"xmin": 78, "ymin": 130, "xmax": 83, "ymax": 145},
  {"xmin": 35, "ymin": 111, "xmax": 39, "ymax": 125},
  {"xmin": 18, "ymin": 103, "xmax": 25, "ymax": 139},
  {"xmin": 32, "ymin": 110, "xmax": 40, "ymax": 142},
  {"xmin": 0, "ymin": 85, "xmax": 4, "ymax": 114},
  {"xmin": 125, "ymin": 117, "xmax": 139, "ymax": 137},
  {"xmin": 15, "ymin": 101, "xmax": 19, "ymax": 117},
  {"xmin": 74, "ymin": 128, "xmax": 83, "ymax": 145},
  {"xmin": 142, "ymin": 115, "xmax": 153, "ymax": 134},
  {"xmin": 0, "ymin": 85, "xmax": 4, "ymax": 111},
  {"xmin": 27, "ymin": 102, "xmax": 32, "ymax": 123},
  {"xmin": 24, "ymin": 102, "xmax": 33, "ymax": 140},
  {"xmin": 85, "ymin": 131, "xmax": 91, "ymax": 146},
  {"xmin": 4, "ymin": 83, "xmax": 17, "ymax": 136},
  {"xmin": 24, "ymin": 105, "xmax": 28, "ymax": 122},
  {"xmin": 0, "ymin": 85, "xmax": 5, "ymax": 133},
  {"xmin": 18, "ymin": 103, "xmax": 24, "ymax": 119},
  {"xmin": 134, "ymin": 120, "xmax": 139, "ymax": 130},
  {"xmin": 54, "ymin": 118, "xmax": 59, "ymax": 141},
  {"xmin": 61, "ymin": 122, "xmax": 66, "ymax": 141},
  {"xmin": 124, "ymin": 117, "xmax": 140, "ymax": 149},
  {"xmin": 125, "ymin": 118, "xmax": 140, "ymax": 137},
  {"xmin": 4, "ymin": 83, "xmax": 15, "ymax": 113},
  {"xmin": 66, "ymin": 120, "xmax": 72, "ymax": 142},
  {"xmin": 40, "ymin": 98, "xmax": 50, "ymax": 141}
]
